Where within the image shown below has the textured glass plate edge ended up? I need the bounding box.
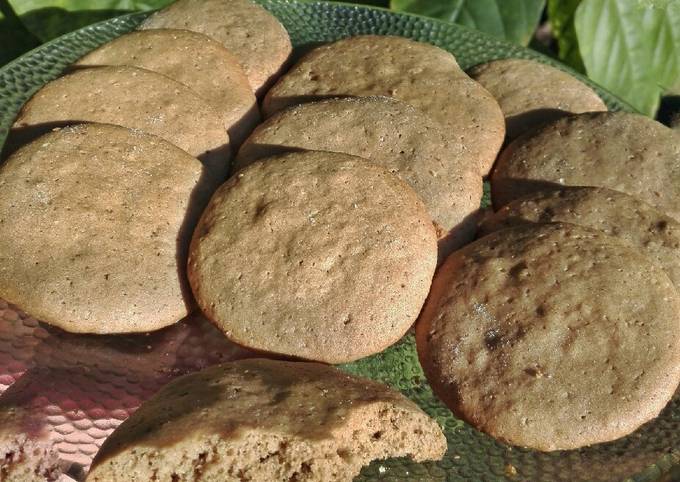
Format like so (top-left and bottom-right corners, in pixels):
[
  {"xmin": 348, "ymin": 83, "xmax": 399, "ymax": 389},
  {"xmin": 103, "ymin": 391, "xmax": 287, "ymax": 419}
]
[{"xmin": 0, "ymin": 2, "xmax": 675, "ymax": 481}]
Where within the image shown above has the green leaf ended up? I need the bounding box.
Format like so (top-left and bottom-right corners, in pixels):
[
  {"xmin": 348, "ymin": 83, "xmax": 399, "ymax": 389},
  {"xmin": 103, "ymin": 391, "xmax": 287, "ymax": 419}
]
[
  {"xmin": 574, "ymin": 0, "xmax": 680, "ymax": 116},
  {"xmin": 547, "ymin": 0, "xmax": 585, "ymax": 72},
  {"xmin": 0, "ymin": 0, "xmax": 41, "ymax": 65},
  {"xmin": 391, "ymin": 0, "xmax": 546, "ymax": 46},
  {"xmin": 9, "ymin": 0, "xmax": 170, "ymax": 42},
  {"xmin": 10, "ymin": 0, "xmax": 168, "ymax": 14}
]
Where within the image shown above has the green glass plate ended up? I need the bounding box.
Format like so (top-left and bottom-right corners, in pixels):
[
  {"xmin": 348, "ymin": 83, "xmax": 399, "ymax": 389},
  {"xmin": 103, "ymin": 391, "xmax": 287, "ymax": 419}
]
[{"xmin": 0, "ymin": 2, "xmax": 677, "ymax": 481}]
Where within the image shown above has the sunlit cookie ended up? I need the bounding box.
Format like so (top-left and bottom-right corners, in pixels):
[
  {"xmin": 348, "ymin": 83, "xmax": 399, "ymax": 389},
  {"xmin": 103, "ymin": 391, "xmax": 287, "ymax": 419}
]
[
  {"xmin": 140, "ymin": 0, "xmax": 292, "ymax": 97},
  {"xmin": 75, "ymin": 29, "xmax": 259, "ymax": 147},
  {"xmin": 87, "ymin": 359, "xmax": 446, "ymax": 481},
  {"xmin": 468, "ymin": 58, "xmax": 606, "ymax": 139},
  {"xmin": 262, "ymin": 35, "xmax": 505, "ymax": 176},
  {"xmin": 8, "ymin": 65, "xmax": 230, "ymax": 180},
  {"xmin": 0, "ymin": 124, "xmax": 212, "ymax": 333},
  {"xmin": 236, "ymin": 96, "xmax": 482, "ymax": 259},
  {"xmin": 188, "ymin": 151, "xmax": 437, "ymax": 363},
  {"xmin": 478, "ymin": 186, "xmax": 680, "ymax": 287},
  {"xmin": 417, "ymin": 223, "xmax": 680, "ymax": 451},
  {"xmin": 490, "ymin": 111, "xmax": 680, "ymax": 220}
]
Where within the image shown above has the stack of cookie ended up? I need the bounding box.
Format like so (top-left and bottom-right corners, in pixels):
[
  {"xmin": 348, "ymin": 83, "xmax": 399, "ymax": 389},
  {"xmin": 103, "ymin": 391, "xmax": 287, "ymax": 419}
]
[
  {"xmin": 417, "ymin": 59, "xmax": 680, "ymax": 451},
  {"xmin": 0, "ymin": 0, "xmax": 484, "ymax": 480},
  {"xmin": 0, "ymin": 0, "xmax": 679, "ymax": 480}
]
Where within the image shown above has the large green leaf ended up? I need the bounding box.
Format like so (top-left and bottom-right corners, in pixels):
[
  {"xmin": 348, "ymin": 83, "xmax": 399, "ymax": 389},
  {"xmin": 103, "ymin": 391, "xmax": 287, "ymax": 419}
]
[
  {"xmin": 575, "ymin": 0, "xmax": 680, "ymax": 116},
  {"xmin": 9, "ymin": 0, "xmax": 170, "ymax": 41},
  {"xmin": 547, "ymin": 0, "xmax": 585, "ymax": 72},
  {"xmin": 390, "ymin": 0, "xmax": 546, "ymax": 45},
  {"xmin": 0, "ymin": 0, "xmax": 41, "ymax": 65},
  {"xmin": 10, "ymin": 0, "xmax": 168, "ymax": 14}
]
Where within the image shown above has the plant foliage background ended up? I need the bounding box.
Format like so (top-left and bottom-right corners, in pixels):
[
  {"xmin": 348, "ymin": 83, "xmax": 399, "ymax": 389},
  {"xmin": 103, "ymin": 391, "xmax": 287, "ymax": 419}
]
[{"xmin": 2, "ymin": 0, "xmax": 679, "ymax": 117}]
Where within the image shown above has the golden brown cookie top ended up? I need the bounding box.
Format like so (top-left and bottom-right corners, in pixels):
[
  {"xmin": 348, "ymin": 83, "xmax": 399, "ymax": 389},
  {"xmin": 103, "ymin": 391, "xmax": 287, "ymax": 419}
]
[
  {"xmin": 417, "ymin": 222, "xmax": 680, "ymax": 451},
  {"xmin": 188, "ymin": 150, "xmax": 437, "ymax": 363},
  {"xmin": 75, "ymin": 28, "xmax": 259, "ymax": 146},
  {"xmin": 0, "ymin": 123, "xmax": 210, "ymax": 333},
  {"xmin": 490, "ymin": 111, "xmax": 680, "ymax": 219},
  {"xmin": 236, "ymin": 96, "xmax": 482, "ymax": 255},
  {"xmin": 469, "ymin": 58, "xmax": 606, "ymax": 139},
  {"xmin": 87, "ymin": 359, "xmax": 446, "ymax": 481},
  {"xmin": 478, "ymin": 186, "xmax": 680, "ymax": 287},
  {"xmin": 262, "ymin": 35, "xmax": 505, "ymax": 176},
  {"xmin": 10, "ymin": 65, "xmax": 230, "ymax": 180},
  {"xmin": 140, "ymin": 0, "xmax": 292, "ymax": 97}
]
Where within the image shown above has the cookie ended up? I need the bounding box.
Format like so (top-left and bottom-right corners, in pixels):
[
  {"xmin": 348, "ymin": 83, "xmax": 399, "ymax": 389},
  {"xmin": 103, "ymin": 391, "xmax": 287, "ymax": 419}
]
[
  {"xmin": 75, "ymin": 29, "xmax": 259, "ymax": 147},
  {"xmin": 236, "ymin": 96, "xmax": 482, "ymax": 257},
  {"xmin": 86, "ymin": 358, "xmax": 447, "ymax": 481},
  {"xmin": 139, "ymin": 0, "xmax": 292, "ymax": 97},
  {"xmin": 478, "ymin": 186, "xmax": 680, "ymax": 287},
  {"xmin": 8, "ymin": 65, "xmax": 230, "ymax": 180},
  {"xmin": 188, "ymin": 151, "xmax": 437, "ymax": 363},
  {"xmin": 468, "ymin": 58, "xmax": 606, "ymax": 139},
  {"xmin": 490, "ymin": 112, "xmax": 680, "ymax": 219},
  {"xmin": 0, "ymin": 373, "xmax": 65, "ymax": 482},
  {"xmin": 416, "ymin": 222, "xmax": 680, "ymax": 451},
  {"xmin": 262, "ymin": 35, "xmax": 505, "ymax": 176},
  {"xmin": 0, "ymin": 124, "xmax": 212, "ymax": 334},
  {"xmin": 0, "ymin": 313, "xmax": 253, "ymax": 477}
]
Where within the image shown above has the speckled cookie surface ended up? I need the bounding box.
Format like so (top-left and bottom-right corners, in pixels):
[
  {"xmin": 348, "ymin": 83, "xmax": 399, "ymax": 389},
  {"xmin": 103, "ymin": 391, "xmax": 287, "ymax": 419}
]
[
  {"xmin": 0, "ymin": 124, "xmax": 211, "ymax": 334},
  {"xmin": 0, "ymin": 379, "xmax": 64, "ymax": 482},
  {"xmin": 9, "ymin": 65, "xmax": 230, "ymax": 180},
  {"xmin": 262, "ymin": 35, "xmax": 505, "ymax": 176},
  {"xmin": 490, "ymin": 112, "xmax": 680, "ymax": 219},
  {"xmin": 188, "ymin": 151, "xmax": 437, "ymax": 363},
  {"xmin": 416, "ymin": 223, "xmax": 680, "ymax": 451},
  {"xmin": 87, "ymin": 358, "xmax": 447, "ymax": 482},
  {"xmin": 236, "ymin": 96, "xmax": 482, "ymax": 256},
  {"xmin": 140, "ymin": 0, "xmax": 292, "ymax": 97},
  {"xmin": 468, "ymin": 58, "xmax": 606, "ymax": 139},
  {"xmin": 75, "ymin": 29, "xmax": 259, "ymax": 147},
  {"xmin": 478, "ymin": 186, "xmax": 680, "ymax": 287}
]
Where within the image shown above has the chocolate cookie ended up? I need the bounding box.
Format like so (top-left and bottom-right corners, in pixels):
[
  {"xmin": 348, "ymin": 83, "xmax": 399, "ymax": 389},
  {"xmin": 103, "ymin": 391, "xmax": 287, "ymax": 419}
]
[
  {"xmin": 87, "ymin": 359, "xmax": 447, "ymax": 481},
  {"xmin": 188, "ymin": 151, "xmax": 437, "ymax": 363},
  {"xmin": 416, "ymin": 223, "xmax": 680, "ymax": 450}
]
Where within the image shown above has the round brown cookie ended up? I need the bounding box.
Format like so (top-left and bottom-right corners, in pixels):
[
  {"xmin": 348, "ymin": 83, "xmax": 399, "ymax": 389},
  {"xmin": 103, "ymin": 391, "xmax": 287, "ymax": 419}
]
[
  {"xmin": 139, "ymin": 0, "xmax": 292, "ymax": 97},
  {"xmin": 188, "ymin": 151, "xmax": 437, "ymax": 363},
  {"xmin": 236, "ymin": 96, "xmax": 483, "ymax": 258},
  {"xmin": 8, "ymin": 65, "xmax": 230, "ymax": 180},
  {"xmin": 262, "ymin": 35, "xmax": 505, "ymax": 176},
  {"xmin": 416, "ymin": 222, "xmax": 680, "ymax": 451},
  {"xmin": 0, "ymin": 314, "xmax": 254, "ymax": 477},
  {"xmin": 87, "ymin": 358, "xmax": 446, "ymax": 482},
  {"xmin": 0, "ymin": 376, "xmax": 65, "ymax": 482},
  {"xmin": 478, "ymin": 186, "xmax": 680, "ymax": 287},
  {"xmin": 75, "ymin": 29, "xmax": 259, "ymax": 147},
  {"xmin": 490, "ymin": 111, "xmax": 680, "ymax": 219},
  {"xmin": 468, "ymin": 58, "xmax": 607, "ymax": 140},
  {"xmin": 0, "ymin": 123, "xmax": 212, "ymax": 334}
]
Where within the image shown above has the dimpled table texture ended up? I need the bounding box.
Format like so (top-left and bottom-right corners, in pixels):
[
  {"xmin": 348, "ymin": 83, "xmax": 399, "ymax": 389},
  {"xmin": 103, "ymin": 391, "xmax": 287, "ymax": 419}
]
[{"xmin": 0, "ymin": 1, "xmax": 677, "ymax": 481}]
